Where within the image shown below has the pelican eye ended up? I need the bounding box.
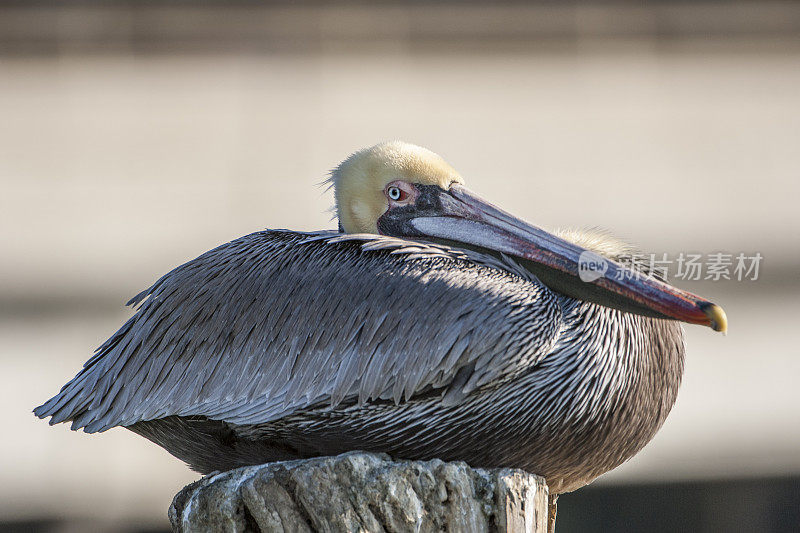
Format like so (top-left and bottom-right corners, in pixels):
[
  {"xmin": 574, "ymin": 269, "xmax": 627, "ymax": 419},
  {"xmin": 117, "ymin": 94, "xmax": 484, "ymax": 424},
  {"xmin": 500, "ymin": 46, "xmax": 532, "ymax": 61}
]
[{"xmin": 387, "ymin": 186, "xmax": 405, "ymax": 201}]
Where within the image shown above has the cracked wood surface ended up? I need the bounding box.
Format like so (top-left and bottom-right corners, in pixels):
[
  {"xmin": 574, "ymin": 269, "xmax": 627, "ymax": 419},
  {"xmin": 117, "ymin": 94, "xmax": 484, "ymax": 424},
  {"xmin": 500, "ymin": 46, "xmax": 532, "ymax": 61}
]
[{"xmin": 169, "ymin": 451, "xmax": 549, "ymax": 532}]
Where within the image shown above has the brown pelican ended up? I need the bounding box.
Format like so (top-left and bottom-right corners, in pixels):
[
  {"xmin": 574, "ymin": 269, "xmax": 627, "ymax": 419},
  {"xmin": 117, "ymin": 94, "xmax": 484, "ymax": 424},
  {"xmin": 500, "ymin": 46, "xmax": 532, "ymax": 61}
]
[{"xmin": 36, "ymin": 141, "xmax": 725, "ymax": 527}]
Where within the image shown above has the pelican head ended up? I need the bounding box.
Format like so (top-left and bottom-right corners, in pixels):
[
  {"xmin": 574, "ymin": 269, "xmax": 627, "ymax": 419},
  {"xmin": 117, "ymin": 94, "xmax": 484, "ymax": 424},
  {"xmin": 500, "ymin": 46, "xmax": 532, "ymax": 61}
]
[
  {"xmin": 332, "ymin": 141, "xmax": 465, "ymax": 234},
  {"xmin": 331, "ymin": 141, "xmax": 727, "ymax": 332}
]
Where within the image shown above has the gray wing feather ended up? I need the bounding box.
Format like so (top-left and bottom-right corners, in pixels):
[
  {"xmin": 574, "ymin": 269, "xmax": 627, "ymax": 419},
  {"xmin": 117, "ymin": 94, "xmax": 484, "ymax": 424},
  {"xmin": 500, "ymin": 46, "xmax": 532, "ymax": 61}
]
[{"xmin": 35, "ymin": 230, "xmax": 562, "ymax": 432}]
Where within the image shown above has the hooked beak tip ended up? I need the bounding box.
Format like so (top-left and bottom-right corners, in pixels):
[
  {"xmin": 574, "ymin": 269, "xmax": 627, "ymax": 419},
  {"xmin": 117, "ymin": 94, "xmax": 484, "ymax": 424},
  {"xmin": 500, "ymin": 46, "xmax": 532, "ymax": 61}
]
[{"xmin": 701, "ymin": 302, "xmax": 728, "ymax": 333}]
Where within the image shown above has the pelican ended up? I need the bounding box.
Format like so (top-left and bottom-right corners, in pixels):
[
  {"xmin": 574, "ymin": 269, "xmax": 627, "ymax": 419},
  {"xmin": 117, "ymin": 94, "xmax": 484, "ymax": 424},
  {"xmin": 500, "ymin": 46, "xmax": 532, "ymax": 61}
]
[{"xmin": 36, "ymin": 141, "xmax": 725, "ymax": 529}]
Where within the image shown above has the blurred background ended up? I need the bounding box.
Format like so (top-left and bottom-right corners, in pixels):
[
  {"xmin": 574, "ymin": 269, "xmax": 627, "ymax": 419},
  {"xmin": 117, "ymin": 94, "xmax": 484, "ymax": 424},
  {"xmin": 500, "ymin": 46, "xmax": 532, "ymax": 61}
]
[{"xmin": 1, "ymin": 1, "xmax": 799, "ymax": 531}]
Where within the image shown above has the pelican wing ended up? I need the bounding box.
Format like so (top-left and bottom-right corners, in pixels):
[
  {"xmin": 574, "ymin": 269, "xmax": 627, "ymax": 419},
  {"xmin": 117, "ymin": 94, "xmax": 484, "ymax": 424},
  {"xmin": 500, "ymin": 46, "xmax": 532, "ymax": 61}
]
[{"xmin": 35, "ymin": 230, "xmax": 562, "ymax": 433}]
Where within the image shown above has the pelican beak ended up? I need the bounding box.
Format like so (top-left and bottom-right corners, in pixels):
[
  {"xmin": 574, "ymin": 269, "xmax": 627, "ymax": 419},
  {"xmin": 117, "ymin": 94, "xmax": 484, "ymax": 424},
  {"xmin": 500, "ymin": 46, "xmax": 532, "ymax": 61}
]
[{"xmin": 378, "ymin": 184, "xmax": 727, "ymax": 332}]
